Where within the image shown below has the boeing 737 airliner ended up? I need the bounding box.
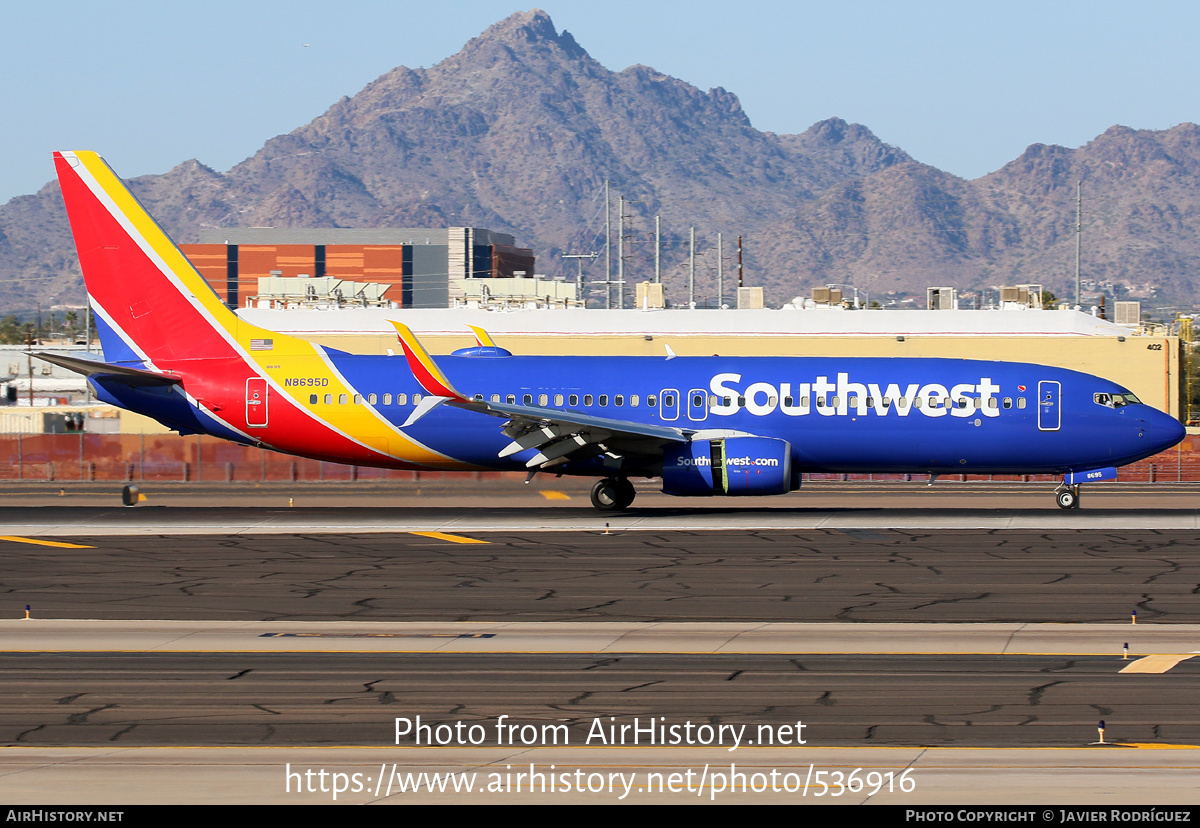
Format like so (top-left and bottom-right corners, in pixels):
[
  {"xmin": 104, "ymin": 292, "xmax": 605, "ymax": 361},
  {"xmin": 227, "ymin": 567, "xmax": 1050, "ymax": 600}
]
[{"xmin": 42, "ymin": 151, "xmax": 1186, "ymax": 510}]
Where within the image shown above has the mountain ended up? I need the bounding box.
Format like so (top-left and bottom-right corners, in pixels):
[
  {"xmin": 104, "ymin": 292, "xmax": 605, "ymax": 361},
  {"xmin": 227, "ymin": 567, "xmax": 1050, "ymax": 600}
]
[{"xmin": 1, "ymin": 9, "xmax": 1198, "ymax": 311}]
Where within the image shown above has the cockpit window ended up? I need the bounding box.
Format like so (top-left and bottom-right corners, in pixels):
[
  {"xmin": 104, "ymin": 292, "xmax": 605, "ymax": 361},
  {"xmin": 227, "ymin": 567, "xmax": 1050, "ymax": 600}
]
[{"xmin": 1095, "ymin": 391, "xmax": 1142, "ymax": 408}]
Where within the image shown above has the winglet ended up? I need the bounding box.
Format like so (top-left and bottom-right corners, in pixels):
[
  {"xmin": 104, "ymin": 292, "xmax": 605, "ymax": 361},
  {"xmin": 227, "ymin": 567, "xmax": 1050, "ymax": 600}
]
[
  {"xmin": 390, "ymin": 321, "xmax": 466, "ymax": 401},
  {"xmin": 467, "ymin": 325, "xmax": 497, "ymax": 348}
]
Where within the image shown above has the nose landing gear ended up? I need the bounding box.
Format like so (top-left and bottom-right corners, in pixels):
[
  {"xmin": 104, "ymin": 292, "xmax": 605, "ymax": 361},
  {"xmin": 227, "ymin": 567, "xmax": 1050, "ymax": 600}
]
[
  {"xmin": 1055, "ymin": 484, "xmax": 1081, "ymax": 509},
  {"xmin": 590, "ymin": 477, "xmax": 636, "ymax": 511}
]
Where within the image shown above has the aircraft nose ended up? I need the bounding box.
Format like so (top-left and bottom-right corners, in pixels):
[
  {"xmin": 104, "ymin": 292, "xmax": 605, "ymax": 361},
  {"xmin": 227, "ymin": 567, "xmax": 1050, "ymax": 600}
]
[{"xmin": 1140, "ymin": 408, "xmax": 1186, "ymax": 453}]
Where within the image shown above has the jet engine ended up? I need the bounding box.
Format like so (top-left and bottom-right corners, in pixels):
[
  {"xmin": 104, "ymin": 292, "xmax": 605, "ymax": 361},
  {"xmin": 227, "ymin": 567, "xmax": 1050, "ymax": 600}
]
[{"xmin": 662, "ymin": 436, "xmax": 794, "ymax": 496}]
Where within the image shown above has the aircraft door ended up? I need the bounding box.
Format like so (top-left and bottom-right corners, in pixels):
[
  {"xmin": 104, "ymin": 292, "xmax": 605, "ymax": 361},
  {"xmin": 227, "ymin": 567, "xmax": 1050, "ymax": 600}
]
[
  {"xmin": 660, "ymin": 388, "xmax": 679, "ymax": 421},
  {"xmin": 688, "ymin": 388, "xmax": 709, "ymax": 421},
  {"xmin": 1037, "ymin": 380, "xmax": 1060, "ymax": 431},
  {"xmin": 246, "ymin": 377, "xmax": 269, "ymax": 428}
]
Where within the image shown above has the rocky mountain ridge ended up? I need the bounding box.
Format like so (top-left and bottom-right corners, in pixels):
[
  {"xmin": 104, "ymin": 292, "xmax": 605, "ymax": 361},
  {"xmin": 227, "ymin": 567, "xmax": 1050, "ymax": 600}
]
[{"xmin": 2, "ymin": 9, "xmax": 1197, "ymax": 311}]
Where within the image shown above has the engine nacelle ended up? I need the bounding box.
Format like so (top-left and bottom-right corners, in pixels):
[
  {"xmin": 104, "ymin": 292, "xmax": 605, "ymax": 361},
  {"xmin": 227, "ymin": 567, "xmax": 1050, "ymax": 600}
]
[{"xmin": 662, "ymin": 436, "xmax": 794, "ymax": 497}]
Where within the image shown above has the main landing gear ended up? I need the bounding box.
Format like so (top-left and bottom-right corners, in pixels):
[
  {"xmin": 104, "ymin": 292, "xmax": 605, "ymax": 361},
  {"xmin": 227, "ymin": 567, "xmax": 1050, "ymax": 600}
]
[
  {"xmin": 1055, "ymin": 484, "xmax": 1081, "ymax": 510},
  {"xmin": 590, "ymin": 477, "xmax": 636, "ymax": 511}
]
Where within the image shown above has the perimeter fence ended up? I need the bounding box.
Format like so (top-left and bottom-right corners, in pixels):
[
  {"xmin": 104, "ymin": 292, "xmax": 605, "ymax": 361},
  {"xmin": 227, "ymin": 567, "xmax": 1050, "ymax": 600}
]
[{"xmin": 0, "ymin": 434, "xmax": 1195, "ymax": 485}]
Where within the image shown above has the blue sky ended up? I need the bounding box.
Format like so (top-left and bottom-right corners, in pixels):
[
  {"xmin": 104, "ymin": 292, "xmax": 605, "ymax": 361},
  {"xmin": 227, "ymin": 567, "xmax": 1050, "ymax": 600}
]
[{"xmin": 2, "ymin": 1, "xmax": 1198, "ymax": 203}]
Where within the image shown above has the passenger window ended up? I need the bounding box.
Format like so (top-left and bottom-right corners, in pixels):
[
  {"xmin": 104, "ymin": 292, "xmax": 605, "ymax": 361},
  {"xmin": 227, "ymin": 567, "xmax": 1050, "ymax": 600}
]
[
  {"xmin": 474, "ymin": 394, "xmax": 484, "ymax": 402},
  {"xmin": 1017, "ymin": 398, "xmax": 1027, "ymax": 409},
  {"xmin": 339, "ymin": 394, "xmax": 348, "ymax": 405},
  {"xmin": 324, "ymin": 394, "xmax": 333, "ymax": 405},
  {"xmin": 384, "ymin": 394, "xmax": 392, "ymax": 405},
  {"xmin": 784, "ymin": 396, "xmax": 793, "ymax": 407},
  {"xmin": 913, "ymin": 398, "xmax": 922, "ymax": 409},
  {"xmin": 832, "ymin": 396, "xmax": 840, "ymax": 408},
  {"xmin": 554, "ymin": 394, "xmax": 564, "ymax": 406},
  {"xmin": 538, "ymin": 394, "xmax": 548, "ymax": 406},
  {"xmin": 898, "ymin": 398, "xmax": 907, "ymax": 409},
  {"xmin": 490, "ymin": 394, "xmax": 499, "ymax": 403},
  {"xmin": 599, "ymin": 395, "xmax": 608, "ymax": 406},
  {"xmin": 506, "ymin": 394, "xmax": 515, "ymax": 404},
  {"xmin": 630, "ymin": 395, "xmax": 639, "ymax": 407},
  {"xmin": 353, "ymin": 394, "xmax": 362, "ymax": 405},
  {"xmin": 584, "ymin": 394, "xmax": 594, "ymax": 406},
  {"xmin": 987, "ymin": 398, "xmax": 997, "ymax": 409},
  {"xmin": 1003, "ymin": 397, "xmax": 1012, "ymax": 409},
  {"xmin": 615, "ymin": 395, "xmax": 624, "ymax": 407},
  {"xmin": 648, "ymin": 394, "xmax": 657, "ymax": 407},
  {"xmin": 523, "ymin": 394, "xmax": 533, "ymax": 405},
  {"xmin": 738, "ymin": 396, "xmax": 746, "ymax": 407},
  {"xmin": 816, "ymin": 397, "xmax": 825, "ymax": 408},
  {"xmin": 693, "ymin": 394, "xmax": 703, "ymax": 407},
  {"xmin": 569, "ymin": 394, "xmax": 579, "ymax": 406},
  {"xmin": 397, "ymin": 393, "xmax": 408, "ymax": 405},
  {"xmin": 664, "ymin": 395, "xmax": 674, "ymax": 407},
  {"xmin": 309, "ymin": 394, "xmax": 318, "ymax": 405},
  {"xmin": 413, "ymin": 394, "xmax": 422, "ymax": 405},
  {"xmin": 368, "ymin": 393, "xmax": 377, "ymax": 405}
]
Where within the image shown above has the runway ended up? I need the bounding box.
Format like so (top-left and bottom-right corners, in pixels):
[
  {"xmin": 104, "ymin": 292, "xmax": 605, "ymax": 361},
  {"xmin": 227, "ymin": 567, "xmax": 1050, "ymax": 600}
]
[
  {"xmin": 2, "ymin": 503, "xmax": 1200, "ymax": 534},
  {"xmin": 3, "ymin": 495, "xmax": 1199, "ymax": 804},
  {"xmin": 4, "ymin": 528, "xmax": 1200, "ymax": 622}
]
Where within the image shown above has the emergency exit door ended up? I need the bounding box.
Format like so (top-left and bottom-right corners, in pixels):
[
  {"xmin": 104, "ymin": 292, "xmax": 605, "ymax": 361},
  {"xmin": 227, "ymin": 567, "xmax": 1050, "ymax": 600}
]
[{"xmin": 1037, "ymin": 380, "xmax": 1060, "ymax": 431}]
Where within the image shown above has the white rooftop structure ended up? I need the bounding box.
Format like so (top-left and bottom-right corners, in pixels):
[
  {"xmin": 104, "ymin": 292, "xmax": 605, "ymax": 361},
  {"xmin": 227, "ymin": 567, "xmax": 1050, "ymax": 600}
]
[{"xmin": 237, "ymin": 306, "xmax": 1136, "ymax": 339}]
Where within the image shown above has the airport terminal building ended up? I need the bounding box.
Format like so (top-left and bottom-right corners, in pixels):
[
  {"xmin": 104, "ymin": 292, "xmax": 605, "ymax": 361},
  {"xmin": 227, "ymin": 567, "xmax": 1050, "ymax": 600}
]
[{"xmin": 181, "ymin": 227, "xmax": 539, "ymax": 310}]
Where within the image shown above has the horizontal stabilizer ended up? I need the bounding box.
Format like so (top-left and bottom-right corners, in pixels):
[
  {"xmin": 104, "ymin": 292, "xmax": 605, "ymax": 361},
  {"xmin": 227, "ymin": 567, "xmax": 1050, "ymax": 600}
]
[{"xmin": 33, "ymin": 353, "xmax": 180, "ymax": 387}]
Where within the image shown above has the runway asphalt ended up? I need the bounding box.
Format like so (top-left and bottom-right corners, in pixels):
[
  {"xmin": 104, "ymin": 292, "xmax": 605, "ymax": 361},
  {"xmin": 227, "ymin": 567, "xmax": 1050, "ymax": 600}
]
[
  {"xmin": 4, "ymin": 528, "xmax": 1200, "ymax": 622},
  {"xmin": 3, "ymin": 491, "xmax": 1199, "ymax": 804}
]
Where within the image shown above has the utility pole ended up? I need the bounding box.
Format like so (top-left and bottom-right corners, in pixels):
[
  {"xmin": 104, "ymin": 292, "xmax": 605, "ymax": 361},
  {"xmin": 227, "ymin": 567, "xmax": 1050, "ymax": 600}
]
[
  {"xmin": 717, "ymin": 233, "xmax": 723, "ymax": 308},
  {"xmin": 617, "ymin": 195, "xmax": 625, "ymax": 310},
  {"xmin": 737, "ymin": 236, "xmax": 744, "ymax": 289},
  {"xmin": 561, "ymin": 252, "xmax": 598, "ymax": 307},
  {"xmin": 654, "ymin": 215, "xmax": 661, "ymax": 284},
  {"xmin": 26, "ymin": 327, "xmax": 33, "ymax": 407},
  {"xmin": 604, "ymin": 180, "xmax": 611, "ymax": 309},
  {"xmin": 689, "ymin": 227, "xmax": 696, "ymax": 309},
  {"xmin": 1080, "ymin": 180, "xmax": 1089, "ymax": 306}
]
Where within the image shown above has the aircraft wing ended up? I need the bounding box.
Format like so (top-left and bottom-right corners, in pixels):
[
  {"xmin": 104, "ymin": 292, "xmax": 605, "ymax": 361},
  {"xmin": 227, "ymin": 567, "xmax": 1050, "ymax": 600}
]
[
  {"xmin": 390, "ymin": 321, "xmax": 691, "ymax": 470},
  {"xmin": 458, "ymin": 397, "xmax": 690, "ymax": 469},
  {"xmin": 33, "ymin": 352, "xmax": 181, "ymax": 387}
]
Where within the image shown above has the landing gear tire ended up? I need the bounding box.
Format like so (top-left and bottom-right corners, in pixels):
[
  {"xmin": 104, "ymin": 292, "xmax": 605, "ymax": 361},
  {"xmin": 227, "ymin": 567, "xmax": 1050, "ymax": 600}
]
[
  {"xmin": 590, "ymin": 478, "xmax": 635, "ymax": 511},
  {"xmin": 1056, "ymin": 487, "xmax": 1080, "ymax": 510},
  {"xmin": 614, "ymin": 478, "xmax": 636, "ymax": 510}
]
